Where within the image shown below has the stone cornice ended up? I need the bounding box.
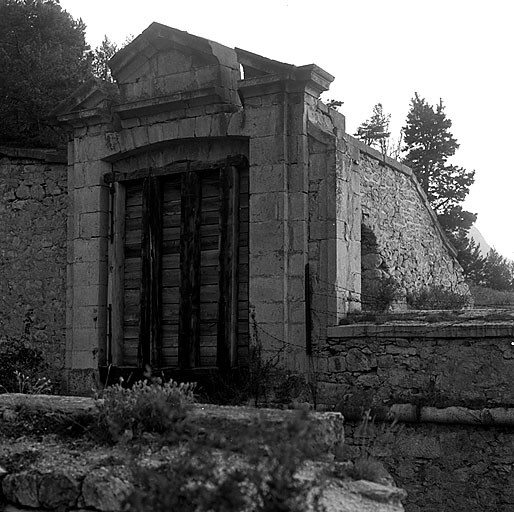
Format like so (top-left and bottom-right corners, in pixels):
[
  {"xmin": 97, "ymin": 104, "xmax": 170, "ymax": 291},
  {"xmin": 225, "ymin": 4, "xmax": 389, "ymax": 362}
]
[{"xmin": 0, "ymin": 146, "xmax": 66, "ymax": 164}]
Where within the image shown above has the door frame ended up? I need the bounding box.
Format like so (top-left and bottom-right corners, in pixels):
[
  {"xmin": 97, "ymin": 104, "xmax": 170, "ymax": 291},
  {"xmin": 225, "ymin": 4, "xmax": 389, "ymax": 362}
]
[{"xmin": 104, "ymin": 155, "xmax": 248, "ymax": 372}]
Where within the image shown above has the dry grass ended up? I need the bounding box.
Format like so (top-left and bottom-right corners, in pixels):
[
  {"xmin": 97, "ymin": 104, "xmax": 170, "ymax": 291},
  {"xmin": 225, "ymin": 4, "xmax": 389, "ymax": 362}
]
[{"xmin": 470, "ymin": 285, "xmax": 514, "ymax": 307}]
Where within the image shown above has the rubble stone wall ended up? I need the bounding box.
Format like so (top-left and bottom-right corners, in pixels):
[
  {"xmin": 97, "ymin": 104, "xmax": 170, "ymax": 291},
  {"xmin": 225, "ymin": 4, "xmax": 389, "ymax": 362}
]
[
  {"xmin": 0, "ymin": 148, "xmax": 67, "ymax": 385},
  {"xmin": 321, "ymin": 321, "xmax": 514, "ymax": 511},
  {"xmin": 320, "ymin": 323, "xmax": 514, "ymax": 409},
  {"xmin": 344, "ymin": 420, "xmax": 514, "ymax": 512},
  {"xmin": 353, "ymin": 138, "xmax": 469, "ymax": 301}
]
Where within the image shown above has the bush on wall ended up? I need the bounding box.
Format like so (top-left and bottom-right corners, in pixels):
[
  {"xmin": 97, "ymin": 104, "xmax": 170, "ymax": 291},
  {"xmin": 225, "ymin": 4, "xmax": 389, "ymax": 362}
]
[{"xmin": 0, "ymin": 336, "xmax": 50, "ymax": 393}]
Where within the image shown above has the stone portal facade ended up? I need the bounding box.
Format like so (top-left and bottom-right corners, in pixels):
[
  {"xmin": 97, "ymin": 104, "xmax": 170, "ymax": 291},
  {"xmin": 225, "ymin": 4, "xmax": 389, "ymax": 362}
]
[{"xmin": 48, "ymin": 23, "xmax": 467, "ymax": 392}]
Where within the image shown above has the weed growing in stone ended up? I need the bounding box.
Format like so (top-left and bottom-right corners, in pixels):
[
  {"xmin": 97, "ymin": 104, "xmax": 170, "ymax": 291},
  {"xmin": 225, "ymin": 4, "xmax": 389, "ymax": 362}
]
[
  {"xmin": 14, "ymin": 370, "xmax": 52, "ymax": 394},
  {"xmin": 362, "ymin": 276, "xmax": 401, "ymax": 312},
  {"xmin": 337, "ymin": 409, "xmax": 400, "ymax": 486},
  {"xmin": 94, "ymin": 375, "xmax": 195, "ymax": 443},
  {"xmin": 0, "ymin": 337, "xmax": 48, "ymax": 393},
  {"xmin": 406, "ymin": 285, "xmax": 469, "ymax": 310}
]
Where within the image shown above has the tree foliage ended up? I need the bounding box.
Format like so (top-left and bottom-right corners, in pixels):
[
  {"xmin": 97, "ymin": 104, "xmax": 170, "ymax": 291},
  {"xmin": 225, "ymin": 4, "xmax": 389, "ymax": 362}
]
[
  {"xmin": 403, "ymin": 93, "xmax": 476, "ymax": 240},
  {"xmin": 0, "ymin": 0, "xmax": 91, "ymax": 147},
  {"xmin": 454, "ymin": 237, "xmax": 514, "ymax": 291},
  {"xmin": 91, "ymin": 35, "xmax": 118, "ymax": 82},
  {"xmin": 481, "ymin": 249, "xmax": 514, "ymax": 291},
  {"xmin": 355, "ymin": 103, "xmax": 391, "ymax": 154},
  {"xmin": 453, "ymin": 236, "xmax": 486, "ymax": 285}
]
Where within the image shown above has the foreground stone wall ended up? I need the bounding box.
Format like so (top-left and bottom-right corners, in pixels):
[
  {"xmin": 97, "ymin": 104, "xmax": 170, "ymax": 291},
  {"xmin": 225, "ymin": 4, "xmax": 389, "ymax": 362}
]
[
  {"xmin": 0, "ymin": 148, "xmax": 67, "ymax": 386},
  {"xmin": 344, "ymin": 419, "xmax": 514, "ymax": 512},
  {"xmin": 0, "ymin": 396, "xmax": 407, "ymax": 512},
  {"xmin": 319, "ymin": 320, "xmax": 514, "ymax": 511}
]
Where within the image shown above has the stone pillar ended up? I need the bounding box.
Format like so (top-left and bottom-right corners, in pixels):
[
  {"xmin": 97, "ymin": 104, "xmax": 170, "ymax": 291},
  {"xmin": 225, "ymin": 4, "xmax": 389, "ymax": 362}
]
[
  {"xmin": 240, "ymin": 66, "xmax": 333, "ymax": 372},
  {"xmin": 62, "ymin": 126, "xmax": 112, "ymax": 393}
]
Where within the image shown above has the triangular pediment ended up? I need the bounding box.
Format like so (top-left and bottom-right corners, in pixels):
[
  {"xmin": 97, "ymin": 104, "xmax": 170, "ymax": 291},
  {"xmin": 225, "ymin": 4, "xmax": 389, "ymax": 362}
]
[
  {"xmin": 109, "ymin": 23, "xmax": 224, "ymax": 84},
  {"xmin": 107, "ymin": 22, "xmax": 242, "ymax": 113},
  {"xmin": 51, "ymin": 78, "xmax": 119, "ymax": 121}
]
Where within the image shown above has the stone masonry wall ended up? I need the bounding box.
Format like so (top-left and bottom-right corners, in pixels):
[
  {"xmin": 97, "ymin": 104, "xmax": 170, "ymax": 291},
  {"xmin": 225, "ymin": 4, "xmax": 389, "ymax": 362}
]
[
  {"xmin": 319, "ymin": 321, "xmax": 514, "ymax": 511},
  {"xmin": 0, "ymin": 148, "xmax": 67, "ymax": 386},
  {"xmin": 354, "ymin": 138, "xmax": 468, "ymax": 302},
  {"xmin": 343, "ymin": 420, "xmax": 514, "ymax": 512},
  {"xmin": 321, "ymin": 323, "xmax": 514, "ymax": 409}
]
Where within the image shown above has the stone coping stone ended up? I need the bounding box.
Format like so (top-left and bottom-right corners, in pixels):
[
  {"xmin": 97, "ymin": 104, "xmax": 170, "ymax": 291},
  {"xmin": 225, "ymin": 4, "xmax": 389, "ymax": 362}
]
[
  {"xmin": 328, "ymin": 321, "xmax": 514, "ymax": 339},
  {"xmin": 0, "ymin": 394, "xmax": 344, "ymax": 458}
]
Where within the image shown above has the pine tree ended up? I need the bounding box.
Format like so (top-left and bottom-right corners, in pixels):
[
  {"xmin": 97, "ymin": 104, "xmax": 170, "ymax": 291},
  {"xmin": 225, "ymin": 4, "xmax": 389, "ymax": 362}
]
[
  {"xmin": 355, "ymin": 103, "xmax": 391, "ymax": 154},
  {"xmin": 91, "ymin": 36, "xmax": 118, "ymax": 82},
  {"xmin": 482, "ymin": 249, "xmax": 514, "ymax": 291},
  {"xmin": 453, "ymin": 236, "xmax": 486, "ymax": 285},
  {"xmin": 403, "ymin": 93, "xmax": 476, "ymax": 242}
]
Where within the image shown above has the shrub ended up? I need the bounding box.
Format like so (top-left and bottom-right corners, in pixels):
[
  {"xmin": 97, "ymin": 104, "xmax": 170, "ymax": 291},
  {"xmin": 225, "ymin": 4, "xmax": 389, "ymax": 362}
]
[
  {"xmin": 0, "ymin": 336, "xmax": 49, "ymax": 393},
  {"xmin": 124, "ymin": 410, "xmax": 326, "ymax": 512},
  {"xmin": 348, "ymin": 456, "xmax": 391, "ymax": 484},
  {"xmin": 406, "ymin": 285, "xmax": 469, "ymax": 310},
  {"xmin": 470, "ymin": 285, "xmax": 514, "ymax": 307},
  {"xmin": 362, "ymin": 276, "xmax": 401, "ymax": 312},
  {"xmin": 95, "ymin": 376, "xmax": 196, "ymax": 443},
  {"xmin": 335, "ymin": 409, "xmax": 399, "ymax": 486}
]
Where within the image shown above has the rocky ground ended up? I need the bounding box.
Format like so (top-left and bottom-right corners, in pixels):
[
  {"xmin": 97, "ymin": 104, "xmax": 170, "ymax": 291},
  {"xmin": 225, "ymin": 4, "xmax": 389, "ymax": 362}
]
[{"xmin": 0, "ymin": 394, "xmax": 407, "ymax": 511}]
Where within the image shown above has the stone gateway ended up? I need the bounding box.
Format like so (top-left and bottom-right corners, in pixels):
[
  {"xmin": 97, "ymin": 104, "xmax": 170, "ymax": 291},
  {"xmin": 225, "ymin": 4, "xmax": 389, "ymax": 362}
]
[{"xmin": 2, "ymin": 22, "xmax": 467, "ymax": 393}]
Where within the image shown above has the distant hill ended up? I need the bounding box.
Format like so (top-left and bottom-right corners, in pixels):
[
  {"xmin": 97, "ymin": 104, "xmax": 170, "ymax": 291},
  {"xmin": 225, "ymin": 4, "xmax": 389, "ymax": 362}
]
[{"xmin": 468, "ymin": 225, "xmax": 491, "ymax": 257}]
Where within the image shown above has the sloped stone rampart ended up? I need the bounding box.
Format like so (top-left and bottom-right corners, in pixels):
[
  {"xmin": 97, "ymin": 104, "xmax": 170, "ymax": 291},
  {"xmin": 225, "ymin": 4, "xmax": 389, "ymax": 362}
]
[
  {"xmin": 354, "ymin": 138, "xmax": 469, "ymax": 298},
  {"xmin": 0, "ymin": 148, "xmax": 67, "ymax": 385}
]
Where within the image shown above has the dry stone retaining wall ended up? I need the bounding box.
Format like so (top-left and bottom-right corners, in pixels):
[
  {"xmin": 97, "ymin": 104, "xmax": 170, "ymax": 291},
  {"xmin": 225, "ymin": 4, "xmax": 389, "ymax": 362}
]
[
  {"xmin": 321, "ymin": 323, "xmax": 514, "ymax": 409},
  {"xmin": 0, "ymin": 148, "xmax": 67, "ymax": 386},
  {"xmin": 344, "ymin": 419, "xmax": 514, "ymax": 512},
  {"xmin": 354, "ymin": 138, "xmax": 469, "ymax": 301},
  {"xmin": 319, "ymin": 321, "xmax": 514, "ymax": 511}
]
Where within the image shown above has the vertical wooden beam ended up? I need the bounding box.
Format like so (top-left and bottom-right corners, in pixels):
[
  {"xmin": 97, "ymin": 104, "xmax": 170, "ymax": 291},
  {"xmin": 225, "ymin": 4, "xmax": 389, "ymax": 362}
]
[
  {"xmin": 138, "ymin": 177, "xmax": 163, "ymax": 368},
  {"xmin": 108, "ymin": 182, "xmax": 126, "ymax": 366},
  {"xmin": 217, "ymin": 166, "xmax": 239, "ymax": 371},
  {"xmin": 178, "ymin": 171, "xmax": 202, "ymax": 369},
  {"xmin": 305, "ymin": 263, "xmax": 312, "ymax": 355},
  {"xmin": 229, "ymin": 168, "xmax": 240, "ymax": 367}
]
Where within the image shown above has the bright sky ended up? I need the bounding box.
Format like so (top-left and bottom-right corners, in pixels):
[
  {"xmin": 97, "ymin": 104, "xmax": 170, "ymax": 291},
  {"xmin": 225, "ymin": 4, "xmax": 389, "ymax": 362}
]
[{"xmin": 60, "ymin": 0, "xmax": 514, "ymax": 260}]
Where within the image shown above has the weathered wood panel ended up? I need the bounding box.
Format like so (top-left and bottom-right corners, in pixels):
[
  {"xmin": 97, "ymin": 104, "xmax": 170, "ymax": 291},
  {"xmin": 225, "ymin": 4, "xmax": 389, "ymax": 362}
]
[
  {"xmin": 122, "ymin": 182, "xmax": 143, "ymax": 366},
  {"xmin": 178, "ymin": 171, "xmax": 202, "ymax": 369},
  {"xmin": 160, "ymin": 176, "xmax": 182, "ymax": 367},
  {"xmin": 139, "ymin": 177, "xmax": 163, "ymax": 368},
  {"xmin": 118, "ymin": 160, "xmax": 249, "ymax": 371},
  {"xmin": 237, "ymin": 166, "xmax": 249, "ymax": 365},
  {"xmin": 217, "ymin": 167, "xmax": 238, "ymax": 371}
]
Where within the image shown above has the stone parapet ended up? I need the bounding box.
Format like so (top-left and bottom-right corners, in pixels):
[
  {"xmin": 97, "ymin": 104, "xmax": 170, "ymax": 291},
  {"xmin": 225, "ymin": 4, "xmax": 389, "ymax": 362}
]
[{"xmin": 320, "ymin": 320, "xmax": 514, "ymax": 410}]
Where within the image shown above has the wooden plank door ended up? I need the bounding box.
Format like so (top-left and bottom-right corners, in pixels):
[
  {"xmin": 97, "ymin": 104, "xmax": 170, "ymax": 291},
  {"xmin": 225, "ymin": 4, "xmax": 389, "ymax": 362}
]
[{"xmin": 119, "ymin": 165, "xmax": 248, "ymax": 370}]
